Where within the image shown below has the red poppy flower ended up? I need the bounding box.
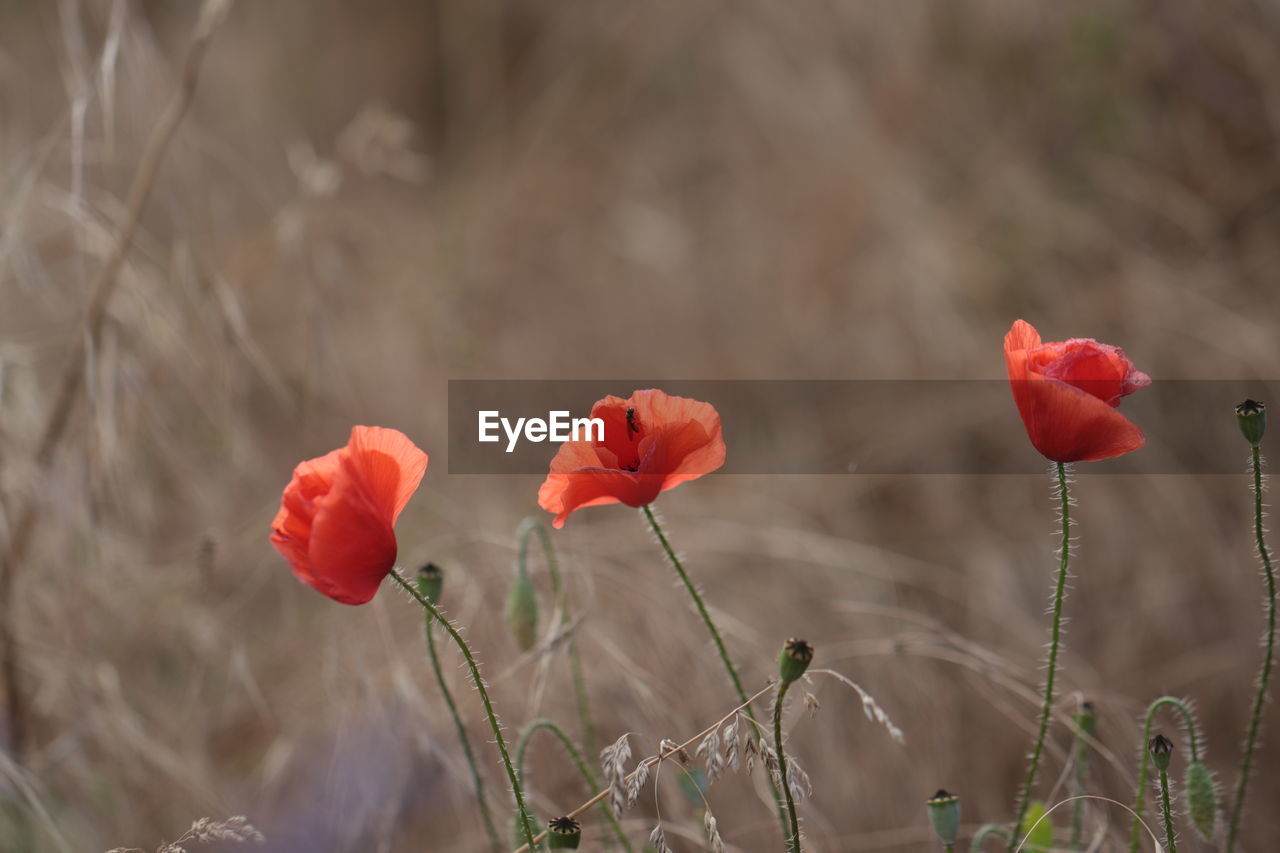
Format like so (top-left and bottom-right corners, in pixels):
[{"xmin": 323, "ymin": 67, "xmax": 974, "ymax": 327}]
[
  {"xmin": 270, "ymin": 426, "xmax": 428, "ymax": 604},
  {"xmin": 538, "ymin": 389, "xmax": 726, "ymax": 528},
  {"xmin": 1004, "ymin": 319, "xmax": 1150, "ymax": 463}
]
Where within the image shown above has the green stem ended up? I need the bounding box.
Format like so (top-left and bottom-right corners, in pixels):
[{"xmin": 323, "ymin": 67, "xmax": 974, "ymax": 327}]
[
  {"xmin": 970, "ymin": 824, "xmax": 1012, "ymax": 852},
  {"xmin": 1070, "ymin": 733, "xmax": 1086, "ymax": 851},
  {"xmin": 390, "ymin": 570, "xmax": 540, "ymax": 852},
  {"xmin": 1128, "ymin": 697, "xmax": 1200, "ymax": 853},
  {"xmin": 519, "ymin": 518, "xmax": 597, "ymax": 757},
  {"xmin": 424, "ymin": 611, "xmax": 503, "ymax": 853},
  {"xmin": 640, "ymin": 504, "xmax": 790, "ymax": 837},
  {"xmin": 1009, "ymin": 461, "xmax": 1071, "ymax": 853},
  {"xmin": 1158, "ymin": 768, "xmax": 1178, "ymax": 853},
  {"xmin": 773, "ymin": 680, "xmax": 802, "ymax": 853},
  {"xmin": 1226, "ymin": 443, "xmax": 1276, "ymax": 853},
  {"xmin": 515, "ymin": 718, "xmax": 633, "ymax": 853}
]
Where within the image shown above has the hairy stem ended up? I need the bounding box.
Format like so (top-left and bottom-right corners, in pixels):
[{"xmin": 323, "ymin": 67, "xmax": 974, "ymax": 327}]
[
  {"xmin": 515, "ymin": 718, "xmax": 633, "ymax": 852},
  {"xmin": 1009, "ymin": 461, "xmax": 1071, "ymax": 853},
  {"xmin": 1226, "ymin": 443, "xmax": 1276, "ymax": 853},
  {"xmin": 640, "ymin": 504, "xmax": 789, "ymax": 837},
  {"xmin": 423, "ymin": 610, "xmax": 502, "ymax": 853},
  {"xmin": 1158, "ymin": 768, "xmax": 1178, "ymax": 853},
  {"xmin": 1128, "ymin": 697, "xmax": 1200, "ymax": 853},
  {"xmin": 773, "ymin": 680, "xmax": 803, "ymax": 853},
  {"xmin": 391, "ymin": 570, "xmax": 539, "ymax": 852}
]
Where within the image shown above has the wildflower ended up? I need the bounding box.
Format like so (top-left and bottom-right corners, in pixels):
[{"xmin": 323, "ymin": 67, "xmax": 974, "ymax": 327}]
[
  {"xmin": 1004, "ymin": 319, "xmax": 1150, "ymax": 462},
  {"xmin": 538, "ymin": 389, "xmax": 725, "ymax": 528},
  {"xmin": 270, "ymin": 426, "xmax": 428, "ymax": 604}
]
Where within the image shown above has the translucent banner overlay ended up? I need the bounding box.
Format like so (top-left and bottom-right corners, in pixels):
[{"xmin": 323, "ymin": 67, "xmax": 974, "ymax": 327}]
[{"xmin": 447, "ymin": 380, "xmax": 1276, "ymax": 474}]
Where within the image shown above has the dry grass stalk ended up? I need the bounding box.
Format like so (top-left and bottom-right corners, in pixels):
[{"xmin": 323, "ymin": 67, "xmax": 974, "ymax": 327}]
[
  {"xmin": 104, "ymin": 815, "xmax": 263, "ymax": 853},
  {"xmin": 0, "ymin": 0, "xmax": 232, "ymax": 760}
]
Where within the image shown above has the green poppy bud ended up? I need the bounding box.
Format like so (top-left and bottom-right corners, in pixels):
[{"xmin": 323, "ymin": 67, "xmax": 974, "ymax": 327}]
[
  {"xmin": 1184, "ymin": 760, "xmax": 1218, "ymax": 840},
  {"xmin": 1236, "ymin": 399, "xmax": 1266, "ymax": 446},
  {"xmin": 415, "ymin": 563, "xmax": 444, "ymax": 605},
  {"xmin": 1072, "ymin": 700, "xmax": 1097, "ymax": 738},
  {"xmin": 505, "ymin": 569, "xmax": 539, "ymax": 651},
  {"xmin": 547, "ymin": 816, "xmax": 581, "ymax": 849},
  {"xmin": 1149, "ymin": 733, "xmax": 1174, "ymax": 772},
  {"xmin": 926, "ymin": 789, "xmax": 960, "ymax": 847},
  {"xmin": 778, "ymin": 638, "xmax": 814, "ymax": 686}
]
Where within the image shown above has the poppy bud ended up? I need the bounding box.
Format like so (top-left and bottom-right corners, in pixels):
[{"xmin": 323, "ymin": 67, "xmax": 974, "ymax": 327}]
[
  {"xmin": 1184, "ymin": 760, "xmax": 1218, "ymax": 840},
  {"xmin": 778, "ymin": 638, "xmax": 814, "ymax": 686},
  {"xmin": 415, "ymin": 563, "xmax": 444, "ymax": 605},
  {"xmin": 505, "ymin": 569, "xmax": 539, "ymax": 651},
  {"xmin": 1236, "ymin": 399, "xmax": 1267, "ymax": 447},
  {"xmin": 1072, "ymin": 700, "xmax": 1097, "ymax": 738},
  {"xmin": 1149, "ymin": 734, "xmax": 1174, "ymax": 772},
  {"xmin": 926, "ymin": 789, "xmax": 960, "ymax": 847},
  {"xmin": 547, "ymin": 816, "xmax": 581, "ymax": 849}
]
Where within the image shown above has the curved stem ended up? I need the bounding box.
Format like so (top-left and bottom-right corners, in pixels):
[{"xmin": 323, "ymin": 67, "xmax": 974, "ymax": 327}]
[
  {"xmin": 424, "ymin": 612, "xmax": 503, "ymax": 853},
  {"xmin": 1158, "ymin": 768, "xmax": 1178, "ymax": 853},
  {"xmin": 391, "ymin": 570, "xmax": 540, "ymax": 852},
  {"xmin": 971, "ymin": 824, "xmax": 1013, "ymax": 852},
  {"xmin": 1008, "ymin": 462, "xmax": 1071, "ymax": 853},
  {"xmin": 1227, "ymin": 443, "xmax": 1276, "ymax": 853},
  {"xmin": 1128, "ymin": 697, "xmax": 1201, "ymax": 853},
  {"xmin": 773, "ymin": 681, "xmax": 802, "ymax": 853},
  {"xmin": 640, "ymin": 504, "xmax": 789, "ymax": 837},
  {"xmin": 519, "ymin": 519, "xmax": 597, "ymax": 757},
  {"xmin": 515, "ymin": 719, "xmax": 633, "ymax": 852}
]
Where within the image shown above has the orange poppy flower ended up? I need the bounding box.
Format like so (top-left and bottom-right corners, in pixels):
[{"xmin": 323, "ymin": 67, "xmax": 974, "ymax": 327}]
[
  {"xmin": 1004, "ymin": 319, "xmax": 1150, "ymax": 463},
  {"xmin": 270, "ymin": 426, "xmax": 428, "ymax": 604},
  {"xmin": 538, "ymin": 389, "xmax": 725, "ymax": 528}
]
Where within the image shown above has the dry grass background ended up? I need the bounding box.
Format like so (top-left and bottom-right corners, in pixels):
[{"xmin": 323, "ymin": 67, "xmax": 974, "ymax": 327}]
[{"xmin": 2, "ymin": 1, "xmax": 1280, "ymax": 850}]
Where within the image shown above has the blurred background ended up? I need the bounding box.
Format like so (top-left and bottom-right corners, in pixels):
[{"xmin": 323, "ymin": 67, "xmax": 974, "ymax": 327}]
[{"xmin": 2, "ymin": 1, "xmax": 1279, "ymax": 850}]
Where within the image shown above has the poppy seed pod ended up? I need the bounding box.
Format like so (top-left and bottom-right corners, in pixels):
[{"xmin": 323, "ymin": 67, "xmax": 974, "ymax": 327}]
[
  {"xmin": 1236, "ymin": 399, "xmax": 1267, "ymax": 447},
  {"xmin": 415, "ymin": 563, "xmax": 444, "ymax": 605},
  {"xmin": 778, "ymin": 638, "xmax": 814, "ymax": 686},
  {"xmin": 547, "ymin": 816, "xmax": 582, "ymax": 849},
  {"xmin": 1149, "ymin": 734, "xmax": 1174, "ymax": 772},
  {"xmin": 1184, "ymin": 760, "xmax": 1218, "ymax": 840},
  {"xmin": 926, "ymin": 790, "xmax": 960, "ymax": 847},
  {"xmin": 504, "ymin": 569, "xmax": 539, "ymax": 651}
]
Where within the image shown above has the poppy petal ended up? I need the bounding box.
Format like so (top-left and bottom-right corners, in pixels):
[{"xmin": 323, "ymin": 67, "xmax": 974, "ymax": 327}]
[
  {"xmin": 346, "ymin": 425, "xmax": 429, "ymax": 523},
  {"xmin": 270, "ymin": 448, "xmax": 344, "ymax": 588},
  {"xmin": 1010, "ymin": 376, "xmax": 1146, "ymax": 462},
  {"xmin": 307, "ymin": 456, "xmax": 399, "ymax": 604},
  {"xmin": 539, "ymin": 468, "xmax": 655, "ymax": 529}
]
